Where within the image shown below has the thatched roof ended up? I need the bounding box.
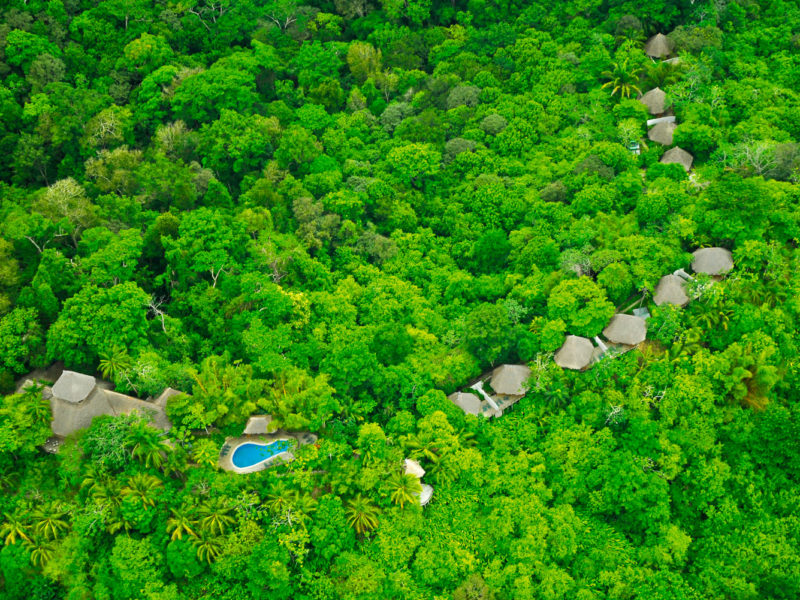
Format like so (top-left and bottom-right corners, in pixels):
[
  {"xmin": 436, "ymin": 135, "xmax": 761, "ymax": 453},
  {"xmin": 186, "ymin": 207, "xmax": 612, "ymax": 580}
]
[
  {"xmin": 603, "ymin": 314, "xmax": 647, "ymax": 346},
  {"xmin": 653, "ymin": 274, "xmax": 690, "ymax": 307},
  {"xmin": 648, "ymin": 121, "xmax": 676, "ymax": 145},
  {"xmin": 404, "ymin": 458, "xmax": 426, "ymax": 479},
  {"xmin": 243, "ymin": 415, "xmax": 275, "ymax": 435},
  {"xmin": 52, "ymin": 371, "xmax": 96, "ymax": 404},
  {"xmin": 105, "ymin": 390, "xmax": 171, "ymax": 430},
  {"xmin": 640, "ymin": 88, "xmax": 666, "ymax": 115},
  {"xmin": 645, "ymin": 33, "xmax": 673, "ymax": 58},
  {"xmin": 153, "ymin": 387, "xmax": 182, "ymax": 407},
  {"xmin": 490, "ymin": 364, "xmax": 531, "ymax": 396},
  {"xmin": 417, "ymin": 484, "xmax": 434, "ymax": 506},
  {"xmin": 660, "ymin": 146, "xmax": 693, "ymax": 171},
  {"xmin": 692, "ymin": 247, "xmax": 734, "ymax": 275},
  {"xmin": 554, "ymin": 336, "xmax": 594, "ymax": 370},
  {"xmin": 447, "ymin": 391, "xmax": 482, "ymax": 416},
  {"xmin": 50, "ymin": 388, "xmax": 114, "ymax": 437},
  {"xmin": 49, "ymin": 374, "xmax": 173, "ymax": 437}
]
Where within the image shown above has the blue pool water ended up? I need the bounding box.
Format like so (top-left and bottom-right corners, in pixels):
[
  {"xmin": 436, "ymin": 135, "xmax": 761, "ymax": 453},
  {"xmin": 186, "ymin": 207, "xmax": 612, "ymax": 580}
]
[{"xmin": 232, "ymin": 440, "xmax": 294, "ymax": 469}]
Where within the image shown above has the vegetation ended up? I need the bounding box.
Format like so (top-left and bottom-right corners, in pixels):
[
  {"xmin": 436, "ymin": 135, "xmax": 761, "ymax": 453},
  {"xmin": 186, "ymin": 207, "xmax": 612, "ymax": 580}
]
[{"xmin": 2, "ymin": 0, "xmax": 800, "ymax": 598}]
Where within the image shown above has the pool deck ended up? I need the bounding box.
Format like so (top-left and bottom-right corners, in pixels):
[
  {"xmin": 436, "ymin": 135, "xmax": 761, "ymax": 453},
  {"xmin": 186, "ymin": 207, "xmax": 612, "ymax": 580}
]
[{"xmin": 219, "ymin": 431, "xmax": 318, "ymax": 474}]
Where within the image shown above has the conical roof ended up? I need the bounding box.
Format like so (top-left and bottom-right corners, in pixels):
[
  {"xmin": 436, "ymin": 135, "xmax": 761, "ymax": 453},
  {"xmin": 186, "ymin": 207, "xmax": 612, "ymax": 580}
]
[
  {"xmin": 554, "ymin": 335, "xmax": 594, "ymax": 370},
  {"xmin": 660, "ymin": 146, "xmax": 693, "ymax": 172},
  {"xmin": 447, "ymin": 391, "xmax": 482, "ymax": 415},
  {"xmin": 490, "ymin": 364, "xmax": 531, "ymax": 396},
  {"xmin": 653, "ymin": 274, "xmax": 690, "ymax": 306},
  {"xmin": 645, "ymin": 33, "xmax": 673, "ymax": 58},
  {"xmin": 648, "ymin": 121, "xmax": 676, "ymax": 145},
  {"xmin": 692, "ymin": 247, "xmax": 734, "ymax": 275},
  {"xmin": 640, "ymin": 88, "xmax": 666, "ymax": 115},
  {"xmin": 603, "ymin": 314, "xmax": 647, "ymax": 346}
]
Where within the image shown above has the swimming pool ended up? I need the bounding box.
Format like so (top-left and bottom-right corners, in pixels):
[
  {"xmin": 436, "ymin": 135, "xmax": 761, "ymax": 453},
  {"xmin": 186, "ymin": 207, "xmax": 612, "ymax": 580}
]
[{"xmin": 231, "ymin": 440, "xmax": 294, "ymax": 469}]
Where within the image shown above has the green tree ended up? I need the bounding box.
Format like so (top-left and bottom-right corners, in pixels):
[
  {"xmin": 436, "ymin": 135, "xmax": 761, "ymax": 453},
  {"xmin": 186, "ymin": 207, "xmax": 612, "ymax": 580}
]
[
  {"xmin": 345, "ymin": 494, "xmax": 380, "ymax": 535},
  {"xmin": 385, "ymin": 471, "xmax": 423, "ymax": 508},
  {"xmin": 601, "ymin": 60, "xmax": 642, "ymax": 99},
  {"xmin": 547, "ymin": 277, "xmax": 616, "ymax": 338},
  {"xmin": 0, "ymin": 308, "xmax": 44, "ymax": 376},
  {"xmin": 45, "ymin": 282, "xmax": 150, "ymax": 369}
]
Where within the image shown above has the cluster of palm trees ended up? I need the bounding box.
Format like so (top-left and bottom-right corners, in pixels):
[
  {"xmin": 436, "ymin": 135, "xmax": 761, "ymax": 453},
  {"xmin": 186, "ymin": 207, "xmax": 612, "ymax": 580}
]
[{"xmin": 0, "ymin": 503, "xmax": 69, "ymax": 567}]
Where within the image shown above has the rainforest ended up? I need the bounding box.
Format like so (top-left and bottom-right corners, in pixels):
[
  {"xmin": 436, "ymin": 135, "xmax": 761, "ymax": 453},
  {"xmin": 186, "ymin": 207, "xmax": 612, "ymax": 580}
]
[{"xmin": 1, "ymin": 0, "xmax": 800, "ymax": 599}]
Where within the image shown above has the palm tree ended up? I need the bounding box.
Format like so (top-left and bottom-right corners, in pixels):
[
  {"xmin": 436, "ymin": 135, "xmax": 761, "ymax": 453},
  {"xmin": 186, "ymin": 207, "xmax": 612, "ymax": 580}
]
[
  {"xmin": 645, "ymin": 60, "xmax": 683, "ymax": 89},
  {"xmin": 98, "ymin": 345, "xmax": 132, "ymax": 381},
  {"xmin": 106, "ymin": 510, "xmax": 135, "ymax": 536},
  {"xmin": 198, "ymin": 497, "xmax": 234, "ymax": 536},
  {"xmin": 26, "ymin": 538, "xmax": 55, "ymax": 568},
  {"xmin": 167, "ymin": 505, "xmax": 198, "ymax": 541},
  {"xmin": 92, "ymin": 478, "xmax": 124, "ymax": 510},
  {"xmin": 80, "ymin": 465, "xmax": 105, "ymax": 495},
  {"xmin": 31, "ymin": 504, "xmax": 70, "ymax": 541},
  {"xmin": 601, "ymin": 60, "xmax": 643, "ymax": 99},
  {"xmin": 400, "ymin": 433, "xmax": 440, "ymax": 463},
  {"xmin": 345, "ymin": 494, "xmax": 380, "ymax": 535},
  {"xmin": 121, "ymin": 473, "xmax": 163, "ymax": 508},
  {"xmin": 1, "ymin": 512, "xmax": 31, "ymax": 545},
  {"xmin": 193, "ymin": 532, "xmax": 223, "ymax": 564},
  {"xmin": 385, "ymin": 472, "xmax": 422, "ymax": 509},
  {"xmin": 22, "ymin": 384, "xmax": 51, "ymax": 424},
  {"xmin": 263, "ymin": 481, "xmax": 292, "ymax": 515},
  {"xmin": 125, "ymin": 423, "xmax": 169, "ymax": 470}
]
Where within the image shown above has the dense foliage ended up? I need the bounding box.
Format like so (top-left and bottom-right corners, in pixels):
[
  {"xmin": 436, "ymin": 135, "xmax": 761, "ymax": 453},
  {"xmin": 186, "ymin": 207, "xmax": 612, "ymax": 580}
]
[{"xmin": 2, "ymin": 0, "xmax": 800, "ymax": 598}]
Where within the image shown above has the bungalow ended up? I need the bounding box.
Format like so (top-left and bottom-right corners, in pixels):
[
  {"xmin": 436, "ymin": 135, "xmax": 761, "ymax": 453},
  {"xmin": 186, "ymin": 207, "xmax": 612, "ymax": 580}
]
[
  {"xmin": 660, "ymin": 146, "xmax": 694, "ymax": 172},
  {"xmin": 645, "ymin": 33, "xmax": 673, "ymax": 59},
  {"xmin": 648, "ymin": 121, "xmax": 677, "ymax": 146},
  {"xmin": 603, "ymin": 314, "xmax": 648, "ymax": 347},
  {"xmin": 554, "ymin": 335, "xmax": 594, "ymax": 370},
  {"xmin": 640, "ymin": 87, "xmax": 667, "ymax": 116},
  {"xmin": 692, "ymin": 247, "xmax": 734, "ymax": 276},
  {"xmin": 448, "ymin": 364, "xmax": 532, "ymax": 419},
  {"xmin": 45, "ymin": 370, "xmax": 173, "ymax": 439},
  {"xmin": 653, "ymin": 274, "xmax": 690, "ymax": 307}
]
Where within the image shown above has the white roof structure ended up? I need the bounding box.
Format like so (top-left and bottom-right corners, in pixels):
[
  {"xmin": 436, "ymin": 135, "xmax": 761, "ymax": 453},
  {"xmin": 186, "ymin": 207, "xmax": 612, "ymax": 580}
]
[
  {"xmin": 647, "ymin": 115, "xmax": 676, "ymax": 127},
  {"xmin": 490, "ymin": 364, "xmax": 531, "ymax": 396},
  {"xmin": 243, "ymin": 415, "xmax": 275, "ymax": 435},
  {"xmin": 603, "ymin": 314, "xmax": 647, "ymax": 346},
  {"xmin": 554, "ymin": 335, "xmax": 594, "ymax": 370},
  {"xmin": 404, "ymin": 458, "xmax": 426, "ymax": 479},
  {"xmin": 447, "ymin": 391, "xmax": 482, "ymax": 416},
  {"xmin": 653, "ymin": 274, "xmax": 690, "ymax": 306},
  {"xmin": 692, "ymin": 247, "xmax": 734, "ymax": 276},
  {"xmin": 417, "ymin": 484, "xmax": 434, "ymax": 506},
  {"xmin": 51, "ymin": 371, "xmax": 97, "ymax": 404}
]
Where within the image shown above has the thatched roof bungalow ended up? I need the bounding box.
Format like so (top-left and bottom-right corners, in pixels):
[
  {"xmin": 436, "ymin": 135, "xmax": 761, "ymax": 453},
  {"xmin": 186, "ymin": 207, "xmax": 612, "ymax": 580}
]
[
  {"xmin": 554, "ymin": 335, "xmax": 594, "ymax": 370},
  {"xmin": 653, "ymin": 274, "xmax": 690, "ymax": 307},
  {"xmin": 645, "ymin": 33, "xmax": 673, "ymax": 58},
  {"xmin": 603, "ymin": 314, "xmax": 647, "ymax": 346},
  {"xmin": 648, "ymin": 121, "xmax": 676, "ymax": 146},
  {"xmin": 660, "ymin": 146, "xmax": 694, "ymax": 172},
  {"xmin": 640, "ymin": 87, "xmax": 667, "ymax": 115},
  {"xmin": 692, "ymin": 247, "xmax": 734, "ymax": 275}
]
